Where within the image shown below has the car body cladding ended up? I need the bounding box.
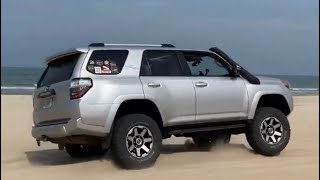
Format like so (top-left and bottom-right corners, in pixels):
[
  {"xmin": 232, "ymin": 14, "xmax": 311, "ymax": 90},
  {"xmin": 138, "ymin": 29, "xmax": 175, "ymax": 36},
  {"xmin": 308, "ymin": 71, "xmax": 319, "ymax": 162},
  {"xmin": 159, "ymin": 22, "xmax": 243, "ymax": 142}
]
[
  {"xmin": 79, "ymin": 49, "xmax": 145, "ymax": 130},
  {"xmin": 142, "ymin": 94, "xmax": 171, "ymax": 127},
  {"xmin": 139, "ymin": 50, "xmax": 196, "ymax": 127},
  {"xmin": 246, "ymin": 83, "xmax": 293, "ymax": 119},
  {"xmin": 178, "ymin": 50, "xmax": 249, "ymax": 123}
]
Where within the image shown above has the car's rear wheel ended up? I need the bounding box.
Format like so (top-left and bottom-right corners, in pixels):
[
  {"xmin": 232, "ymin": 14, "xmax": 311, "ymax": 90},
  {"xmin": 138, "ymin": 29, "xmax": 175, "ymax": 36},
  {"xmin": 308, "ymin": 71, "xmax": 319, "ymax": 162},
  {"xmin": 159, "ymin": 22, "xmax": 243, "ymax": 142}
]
[
  {"xmin": 111, "ymin": 114, "xmax": 162, "ymax": 169},
  {"xmin": 246, "ymin": 107, "xmax": 291, "ymax": 156},
  {"xmin": 65, "ymin": 144, "xmax": 107, "ymax": 158}
]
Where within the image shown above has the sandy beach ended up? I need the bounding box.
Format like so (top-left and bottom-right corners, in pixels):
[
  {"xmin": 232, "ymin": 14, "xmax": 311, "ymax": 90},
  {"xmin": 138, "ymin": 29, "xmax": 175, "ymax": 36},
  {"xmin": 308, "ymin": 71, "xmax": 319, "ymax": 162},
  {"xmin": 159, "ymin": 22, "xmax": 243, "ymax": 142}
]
[{"xmin": 1, "ymin": 95, "xmax": 319, "ymax": 180}]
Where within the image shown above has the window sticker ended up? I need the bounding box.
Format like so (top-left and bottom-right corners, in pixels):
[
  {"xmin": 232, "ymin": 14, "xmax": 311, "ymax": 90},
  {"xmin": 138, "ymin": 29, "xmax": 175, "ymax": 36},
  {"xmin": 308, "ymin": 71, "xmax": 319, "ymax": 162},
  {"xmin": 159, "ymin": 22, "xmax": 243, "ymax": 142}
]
[
  {"xmin": 101, "ymin": 65, "xmax": 111, "ymax": 74},
  {"xmin": 103, "ymin": 60, "xmax": 110, "ymax": 66},
  {"xmin": 110, "ymin": 62, "xmax": 119, "ymax": 73},
  {"xmin": 89, "ymin": 60, "xmax": 95, "ymax": 65},
  {"xmin": 95, "ymin": 60, "xmax": 103, "ymax": 66},
  {"xmin": 102, "ymin": 65, "xmax": 110, "ymax": 71},
  {"xmin": 94, "ymin": 66, "xmax": 102, "ymax": 74},
  {"xmin": 87, "ymin": 65, "xmax": 95, "ymax": 72},
  {"xmin": 102, "ymin": 69, "xmax": 111, "ymax": 74}
]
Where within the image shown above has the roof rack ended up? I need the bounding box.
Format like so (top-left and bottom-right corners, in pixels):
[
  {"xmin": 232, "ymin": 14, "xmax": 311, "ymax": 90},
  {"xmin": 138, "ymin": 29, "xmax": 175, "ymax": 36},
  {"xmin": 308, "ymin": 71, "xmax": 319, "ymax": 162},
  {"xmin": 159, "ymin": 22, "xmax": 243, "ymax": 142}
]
[
  {"xmin": 161, "ymin": 44, "xmax": 175, "ymax": 48},
  {"xmin": 88, "ymin": 43, "xmax": 175, "ymax": 48},
  {"xmin": 88, "ymin": 43, "xmax": 105, "ymax": 47}
]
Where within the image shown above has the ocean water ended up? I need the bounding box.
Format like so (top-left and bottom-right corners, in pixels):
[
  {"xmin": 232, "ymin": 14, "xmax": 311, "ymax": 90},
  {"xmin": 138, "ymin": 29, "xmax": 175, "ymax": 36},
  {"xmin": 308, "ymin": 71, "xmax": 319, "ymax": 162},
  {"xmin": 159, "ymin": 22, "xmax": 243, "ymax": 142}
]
[
  {"xmin": 1, "ymin": 67, "xmax": 319, "ymax": 95},
  {"xmin": 1, "ymin": 67, "xmax": 44, "ymax": 94}
]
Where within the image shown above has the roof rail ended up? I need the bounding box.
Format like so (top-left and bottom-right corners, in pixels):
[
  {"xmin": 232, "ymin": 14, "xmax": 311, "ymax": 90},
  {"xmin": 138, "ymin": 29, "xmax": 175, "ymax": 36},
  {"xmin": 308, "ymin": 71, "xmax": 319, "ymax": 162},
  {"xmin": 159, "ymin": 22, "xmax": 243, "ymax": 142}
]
[
  {"xmin": 88, "ymin": 43, "xmax": 175, "ymax": 48},
  {"xmin": 88, "ymin": 43, "xmax": 105, "ymax": 47},
  {"xmin": 161, "ymin": 44, "xmax": 175, "ymax": 48}
]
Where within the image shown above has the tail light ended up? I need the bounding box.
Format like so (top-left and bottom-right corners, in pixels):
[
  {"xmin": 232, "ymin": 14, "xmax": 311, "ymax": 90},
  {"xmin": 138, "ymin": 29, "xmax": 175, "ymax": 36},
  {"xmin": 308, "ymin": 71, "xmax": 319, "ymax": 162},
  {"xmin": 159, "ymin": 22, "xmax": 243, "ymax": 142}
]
[
  {"xmin": 282, "ymin": 80, "xmax": 290, "ymax": 89},
  {"xmin": 70, "ymin": 78, "xmax": 92, "ymax": 99}
]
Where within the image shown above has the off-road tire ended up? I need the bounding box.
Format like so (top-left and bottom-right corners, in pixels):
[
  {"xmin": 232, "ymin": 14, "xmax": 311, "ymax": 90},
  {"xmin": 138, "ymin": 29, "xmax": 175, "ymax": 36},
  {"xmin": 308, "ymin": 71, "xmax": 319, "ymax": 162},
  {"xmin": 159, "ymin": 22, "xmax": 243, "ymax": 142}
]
[
  {"xmin": 246, "ymin": 107, "xmax": 291, "ymax": 156},
  {"xmin": 111, "ymin": 114, "xmax": 162, "ymax": 169}
]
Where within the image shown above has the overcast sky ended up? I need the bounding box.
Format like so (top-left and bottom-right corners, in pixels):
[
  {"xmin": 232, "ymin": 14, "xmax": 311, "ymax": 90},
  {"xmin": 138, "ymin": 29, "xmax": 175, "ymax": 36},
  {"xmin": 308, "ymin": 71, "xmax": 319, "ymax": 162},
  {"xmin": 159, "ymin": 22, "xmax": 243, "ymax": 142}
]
[{"xmin": 1, "ymin": 0, "xmax": 319, "ymax": 75}]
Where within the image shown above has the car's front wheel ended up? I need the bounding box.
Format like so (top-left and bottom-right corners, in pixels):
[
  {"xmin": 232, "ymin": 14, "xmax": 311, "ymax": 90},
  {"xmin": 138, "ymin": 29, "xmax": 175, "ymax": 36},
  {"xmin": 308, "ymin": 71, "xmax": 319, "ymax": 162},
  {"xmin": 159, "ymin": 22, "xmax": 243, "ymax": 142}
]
[
  {"xmin": 111, "ymin": 114, "xmax": 162, "ymax": 169},
  {"xmin": 246, "ymin": 107, "xmax": 291, "ymax": 156}
]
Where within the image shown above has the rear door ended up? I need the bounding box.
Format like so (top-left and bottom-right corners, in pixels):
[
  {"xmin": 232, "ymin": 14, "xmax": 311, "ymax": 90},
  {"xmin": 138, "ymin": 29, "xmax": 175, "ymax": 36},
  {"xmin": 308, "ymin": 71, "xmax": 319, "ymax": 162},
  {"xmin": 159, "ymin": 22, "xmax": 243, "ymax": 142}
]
[
  {"xmin": 181, "ymin": 51, "xmax": 249, "ymax": 122},
  {"xmin": 139, "ymin": 50, "xmax": 196, "ymax": 126},
  {"xmin": 33, "ymin": 52, "xmax": 85, "ymax": 126}
]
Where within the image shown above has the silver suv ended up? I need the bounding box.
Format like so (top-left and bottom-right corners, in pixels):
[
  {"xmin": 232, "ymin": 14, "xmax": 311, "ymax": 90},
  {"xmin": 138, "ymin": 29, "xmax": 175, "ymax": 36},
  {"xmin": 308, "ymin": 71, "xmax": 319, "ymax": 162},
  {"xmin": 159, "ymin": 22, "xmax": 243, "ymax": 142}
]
[{"xmin": 32, "ymin": 43, "xmax": 293, "ymax": 169}]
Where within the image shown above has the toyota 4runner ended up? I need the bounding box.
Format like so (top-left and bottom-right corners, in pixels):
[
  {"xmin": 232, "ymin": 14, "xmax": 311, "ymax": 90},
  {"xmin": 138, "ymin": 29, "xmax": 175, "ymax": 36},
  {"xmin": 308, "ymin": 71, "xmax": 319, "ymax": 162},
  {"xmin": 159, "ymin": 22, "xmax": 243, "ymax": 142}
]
[{"xmin": 32, "ymin": 43, "xmax": 293, "ymax": 169}]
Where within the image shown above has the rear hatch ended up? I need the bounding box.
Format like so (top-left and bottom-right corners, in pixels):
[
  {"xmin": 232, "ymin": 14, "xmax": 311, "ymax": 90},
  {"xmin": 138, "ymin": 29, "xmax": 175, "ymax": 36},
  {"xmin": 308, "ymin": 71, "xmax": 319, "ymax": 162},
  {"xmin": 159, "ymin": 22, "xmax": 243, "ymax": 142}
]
[{"xmin": 33, "ymin": 51, "xmax": 86, "ymax": 126}]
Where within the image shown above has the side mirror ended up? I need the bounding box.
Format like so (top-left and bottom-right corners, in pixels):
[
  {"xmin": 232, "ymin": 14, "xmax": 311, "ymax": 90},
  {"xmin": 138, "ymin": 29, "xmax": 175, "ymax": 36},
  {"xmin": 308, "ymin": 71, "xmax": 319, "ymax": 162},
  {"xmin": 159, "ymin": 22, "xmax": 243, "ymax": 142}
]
[{"xmin": 233, "ymin": 65, "xmax": 241, "ymax": 76}]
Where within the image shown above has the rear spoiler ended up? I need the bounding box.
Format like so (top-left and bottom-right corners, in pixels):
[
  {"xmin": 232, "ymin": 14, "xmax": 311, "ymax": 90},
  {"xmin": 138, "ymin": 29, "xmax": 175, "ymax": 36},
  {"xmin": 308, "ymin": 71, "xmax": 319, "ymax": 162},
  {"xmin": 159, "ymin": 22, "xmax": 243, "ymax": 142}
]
[
  {"xmin": 45, "ymin": 48, "xmax": 88, "ymax": 64},
  {"xmin": 209, "ymin": 47, "xmax": 260, "ymax": 85}
]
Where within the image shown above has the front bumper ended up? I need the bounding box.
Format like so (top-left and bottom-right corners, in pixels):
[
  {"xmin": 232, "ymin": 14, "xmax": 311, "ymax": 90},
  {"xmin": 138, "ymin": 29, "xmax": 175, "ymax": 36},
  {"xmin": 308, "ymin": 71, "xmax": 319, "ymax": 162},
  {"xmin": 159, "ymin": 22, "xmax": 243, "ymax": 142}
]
[{"xmin": 32, "ymin": 118, "xmax": 107, "ymax": 140}]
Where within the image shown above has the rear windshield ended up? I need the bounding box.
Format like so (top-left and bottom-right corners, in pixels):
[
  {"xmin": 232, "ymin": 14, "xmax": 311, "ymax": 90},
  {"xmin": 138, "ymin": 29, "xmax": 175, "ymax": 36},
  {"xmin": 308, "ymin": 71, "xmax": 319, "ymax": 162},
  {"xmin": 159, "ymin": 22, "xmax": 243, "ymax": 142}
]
[
  {"xmin": 38, "ymin": 53, "xmax": 81, "ymax": 87},
  {"xmin": 86, "ymin": 50, "xmax": 129, "ymax": 75}
]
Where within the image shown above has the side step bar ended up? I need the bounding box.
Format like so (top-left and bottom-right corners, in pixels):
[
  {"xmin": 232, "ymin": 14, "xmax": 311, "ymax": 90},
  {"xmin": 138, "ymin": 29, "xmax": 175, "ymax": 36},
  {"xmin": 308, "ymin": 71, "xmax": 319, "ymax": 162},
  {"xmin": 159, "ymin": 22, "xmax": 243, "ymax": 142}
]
[{"xmin": 164, "ymin": 120, "xmax": 247, "ymax": 136}]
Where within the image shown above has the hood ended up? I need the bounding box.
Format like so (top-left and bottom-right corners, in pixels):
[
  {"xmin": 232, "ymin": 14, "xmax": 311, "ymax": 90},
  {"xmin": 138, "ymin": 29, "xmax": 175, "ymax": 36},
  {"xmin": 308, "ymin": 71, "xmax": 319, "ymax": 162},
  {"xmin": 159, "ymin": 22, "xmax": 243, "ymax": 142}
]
[{"xmin": 256, "ymin": 76, "xmax": 283, "ymax": 85}]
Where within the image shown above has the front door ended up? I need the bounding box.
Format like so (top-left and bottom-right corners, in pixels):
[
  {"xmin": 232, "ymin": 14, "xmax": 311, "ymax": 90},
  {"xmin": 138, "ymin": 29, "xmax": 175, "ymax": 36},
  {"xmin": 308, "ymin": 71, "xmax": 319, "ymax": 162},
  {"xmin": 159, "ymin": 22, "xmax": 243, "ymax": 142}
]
[{"xmin": 181, "ymin": 51, "xmax": 249, "ymax": 122}]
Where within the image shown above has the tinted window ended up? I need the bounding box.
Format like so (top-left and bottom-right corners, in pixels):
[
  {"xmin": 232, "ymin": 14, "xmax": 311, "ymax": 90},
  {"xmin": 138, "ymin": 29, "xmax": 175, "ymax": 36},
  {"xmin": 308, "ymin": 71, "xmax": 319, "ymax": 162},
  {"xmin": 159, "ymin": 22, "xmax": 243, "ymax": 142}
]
[
  {"xmin": 184, "ymin": 52, "xmax": 231, "ymax": 76},
  {"xmin": 141, "ymin": 50, "xmax": 183, "ymax": 76},
  {"xmin": 38, "ymin": 53, "xmax": 80, "ymax": 87},
  {"xmin": 87, "ymin": 50, "xmax": 128, "ymax": 75}
]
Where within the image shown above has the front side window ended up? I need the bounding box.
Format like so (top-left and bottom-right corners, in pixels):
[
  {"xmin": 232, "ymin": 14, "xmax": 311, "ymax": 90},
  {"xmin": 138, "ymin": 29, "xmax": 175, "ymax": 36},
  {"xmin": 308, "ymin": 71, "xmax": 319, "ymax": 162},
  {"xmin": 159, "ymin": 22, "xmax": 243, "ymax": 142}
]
[
  {"xmin": 140, "ymin": 50, "xmax": 183, "ymax": 76},
  {"xmin": 87, "ymin": 50, "xmax": 129, "ymax": 75},
  {"xmin": 183, "ymin": 52, "xmax": 231, "ymax": 77}
]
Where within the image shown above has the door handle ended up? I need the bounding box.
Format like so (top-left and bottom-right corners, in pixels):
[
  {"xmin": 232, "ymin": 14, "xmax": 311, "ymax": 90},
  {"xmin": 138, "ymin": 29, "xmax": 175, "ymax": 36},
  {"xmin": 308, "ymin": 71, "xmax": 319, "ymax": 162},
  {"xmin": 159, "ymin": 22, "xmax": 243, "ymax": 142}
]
[
  {"xmin": 147, "ymin": 82, "xmax": 161, "ymax": 88},
  {"xmin": 195, "ymin": 82, "xmax": 208, "ymax": 87}
]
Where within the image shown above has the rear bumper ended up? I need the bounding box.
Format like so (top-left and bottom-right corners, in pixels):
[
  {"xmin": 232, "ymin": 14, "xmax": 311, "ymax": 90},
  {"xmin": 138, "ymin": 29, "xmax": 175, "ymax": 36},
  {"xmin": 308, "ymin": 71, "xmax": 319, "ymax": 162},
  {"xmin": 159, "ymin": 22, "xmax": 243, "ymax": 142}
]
[{"xmin": 32, "ymin": 118, "xmax": 107, "ymax": 140}]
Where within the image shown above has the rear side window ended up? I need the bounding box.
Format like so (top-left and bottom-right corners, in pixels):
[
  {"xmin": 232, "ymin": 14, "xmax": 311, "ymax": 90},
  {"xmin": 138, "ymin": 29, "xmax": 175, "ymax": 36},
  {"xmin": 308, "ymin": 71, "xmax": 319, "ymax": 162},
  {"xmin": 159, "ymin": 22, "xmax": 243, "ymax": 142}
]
[
  {"xmin": 86, "ymin": 50, "xmax": 128, "ymax": 75},
  {"xmin": 140, "ymin": 50, "xmax": 183, "ymax": 76},
  {"xmin": 38, "ymin": 53, "xmax": 80, "ymax": 87}
]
